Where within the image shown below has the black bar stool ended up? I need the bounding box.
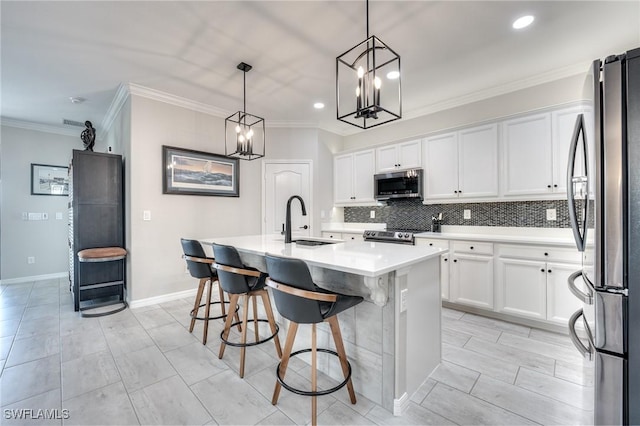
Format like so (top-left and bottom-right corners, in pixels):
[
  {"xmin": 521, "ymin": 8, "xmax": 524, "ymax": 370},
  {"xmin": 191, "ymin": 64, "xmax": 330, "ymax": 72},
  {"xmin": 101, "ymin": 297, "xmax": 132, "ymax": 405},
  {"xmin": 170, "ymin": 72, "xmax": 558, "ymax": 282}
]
[
  {"xmin": 212, "ymin": 243, "xmax": 282, "ymax": 378},
  {"xmin": 265, "ymin": 254, "xmax": 363, "ymax": 426},
  {"xmin": 180, "ymin": 239, "xmax": 239, "ymax": 345}
]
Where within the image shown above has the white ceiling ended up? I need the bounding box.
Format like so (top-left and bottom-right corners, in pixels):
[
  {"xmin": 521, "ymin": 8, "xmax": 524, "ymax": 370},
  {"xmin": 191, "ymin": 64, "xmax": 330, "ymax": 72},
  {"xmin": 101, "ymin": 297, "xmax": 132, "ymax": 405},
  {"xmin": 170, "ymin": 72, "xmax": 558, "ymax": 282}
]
[{"xmin": 2, "ymin": 1, "xmax": 639, "ymax": 137}]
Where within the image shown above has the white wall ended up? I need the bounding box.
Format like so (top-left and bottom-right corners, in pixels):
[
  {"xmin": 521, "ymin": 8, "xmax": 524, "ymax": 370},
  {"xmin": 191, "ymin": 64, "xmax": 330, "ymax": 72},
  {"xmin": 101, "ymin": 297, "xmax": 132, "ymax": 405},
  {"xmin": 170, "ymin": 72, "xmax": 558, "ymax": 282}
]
[
  {"xmin": 0, "ymin": 126, "xmax": 78, "ymax": 280},
  {"xmin": 341, "ymin": 74, "xmax": 585, "ymax": 151},
  {"xmin": 125, "ymin": 95, "xmax": 341, "ymax": 302}
]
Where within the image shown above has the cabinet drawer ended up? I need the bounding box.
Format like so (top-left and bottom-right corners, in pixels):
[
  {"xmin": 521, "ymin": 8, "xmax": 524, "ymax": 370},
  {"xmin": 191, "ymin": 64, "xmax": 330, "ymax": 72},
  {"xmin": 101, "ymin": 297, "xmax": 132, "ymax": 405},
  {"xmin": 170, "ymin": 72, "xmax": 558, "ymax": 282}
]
[
  {"xmin": 342, "ymin": 232, "xmax": 364, "ymax": 242},
  {"xmin": 452, "ymin": 241, "xmax": 493, "ymax": 255},
  {"xmin": 416, "ymin": 238, "xmax": 449, "ymax": 250},
  {"xmin": 497, "ymin": 244, "xmax": 581, "ymax": 263},
  {"xmin": 321, "ymin": 232, "xmax": 342, "ymax": 240}
]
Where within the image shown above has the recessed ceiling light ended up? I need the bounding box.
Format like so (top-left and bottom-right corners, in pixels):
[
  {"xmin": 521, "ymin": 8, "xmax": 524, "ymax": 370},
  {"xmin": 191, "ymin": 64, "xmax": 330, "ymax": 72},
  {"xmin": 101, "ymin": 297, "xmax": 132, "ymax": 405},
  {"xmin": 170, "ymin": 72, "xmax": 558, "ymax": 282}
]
[
  {"xmin": 386, "ymin": 71, "xmax": 400, "ymax": 80},
  {"xmin": 69, "ymin": 97, "xmax": 86, "ymax": 104},
  {"xmin": 513, "ymin": 15, "xmax": 534, "ymax": 29},
  {"xmin": 313, "ymin": 102, "xmax": 325, "ymax": 109}
]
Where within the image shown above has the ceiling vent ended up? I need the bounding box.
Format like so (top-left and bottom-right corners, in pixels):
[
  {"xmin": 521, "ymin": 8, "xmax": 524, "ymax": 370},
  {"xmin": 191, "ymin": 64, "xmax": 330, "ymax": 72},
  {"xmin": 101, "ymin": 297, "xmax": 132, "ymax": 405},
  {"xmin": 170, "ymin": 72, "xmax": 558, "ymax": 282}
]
[{"xmin": 63, "ymin": 119, "xmax": 85, "ymax": 127}]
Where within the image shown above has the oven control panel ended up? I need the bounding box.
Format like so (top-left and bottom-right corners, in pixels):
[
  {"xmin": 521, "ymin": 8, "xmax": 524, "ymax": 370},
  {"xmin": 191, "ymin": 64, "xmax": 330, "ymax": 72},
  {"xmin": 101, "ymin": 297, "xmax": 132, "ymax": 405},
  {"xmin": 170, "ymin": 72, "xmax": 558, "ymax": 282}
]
[{"xmin": 363, "ymin": 230, "xmax": 415, "ymax": 244}]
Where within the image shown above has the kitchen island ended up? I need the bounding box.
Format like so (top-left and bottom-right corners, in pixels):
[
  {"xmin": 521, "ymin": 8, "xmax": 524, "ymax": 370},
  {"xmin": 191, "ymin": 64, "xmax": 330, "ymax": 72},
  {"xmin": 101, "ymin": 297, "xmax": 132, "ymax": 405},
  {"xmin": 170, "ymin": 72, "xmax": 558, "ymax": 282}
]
[{"xmin": 200, "ymin": 234, "xmax": 445, "ymax": 414}]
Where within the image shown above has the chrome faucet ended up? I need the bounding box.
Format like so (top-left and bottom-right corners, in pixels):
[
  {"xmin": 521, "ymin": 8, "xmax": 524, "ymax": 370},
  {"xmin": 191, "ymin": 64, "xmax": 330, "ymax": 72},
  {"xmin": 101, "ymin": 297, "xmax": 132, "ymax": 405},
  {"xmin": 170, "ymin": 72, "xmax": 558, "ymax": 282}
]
[{"xmin": 284, "ymin": 195, "xmax": 307, "ymax": 243}]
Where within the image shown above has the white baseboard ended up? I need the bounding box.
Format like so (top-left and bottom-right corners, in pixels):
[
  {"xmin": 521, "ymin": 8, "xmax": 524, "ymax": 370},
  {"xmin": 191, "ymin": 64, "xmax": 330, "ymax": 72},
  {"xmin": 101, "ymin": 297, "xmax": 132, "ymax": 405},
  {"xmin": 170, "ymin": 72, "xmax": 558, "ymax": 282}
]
[
  {"xmin": 0, "ymin": 272, "xmax": 67, "ymax": 285},
  {"xmin": 393, "ymin": 392, "xmax": 409, "ymax": 416},
  {"xmin": 128, "ymin": 288, "xmax": 198, "ymax": 309}
]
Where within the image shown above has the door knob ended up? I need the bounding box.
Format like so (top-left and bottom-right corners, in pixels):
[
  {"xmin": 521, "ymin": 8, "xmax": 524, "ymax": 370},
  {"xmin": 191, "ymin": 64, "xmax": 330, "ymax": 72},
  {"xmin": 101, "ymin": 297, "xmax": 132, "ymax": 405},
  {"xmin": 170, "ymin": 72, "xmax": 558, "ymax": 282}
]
[{"xmin": 299, "ymin": 225, "xmax": 308, "ymax": 229}]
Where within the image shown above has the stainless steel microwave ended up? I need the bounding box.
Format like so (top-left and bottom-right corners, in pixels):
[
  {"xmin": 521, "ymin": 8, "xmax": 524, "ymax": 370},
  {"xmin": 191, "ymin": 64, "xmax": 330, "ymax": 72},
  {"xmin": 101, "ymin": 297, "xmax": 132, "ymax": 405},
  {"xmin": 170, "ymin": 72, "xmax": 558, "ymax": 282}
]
[{"xmin": 374, "ymin": 169, "xmax": 423, "ymax": 200}]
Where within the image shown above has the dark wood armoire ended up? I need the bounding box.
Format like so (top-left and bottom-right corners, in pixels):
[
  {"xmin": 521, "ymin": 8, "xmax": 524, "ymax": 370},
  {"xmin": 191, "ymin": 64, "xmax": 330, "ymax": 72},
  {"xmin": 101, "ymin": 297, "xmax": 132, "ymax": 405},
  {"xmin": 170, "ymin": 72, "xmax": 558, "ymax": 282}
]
[{"xmin": 68, "ymin": 149, "xmax": 125, "ymax": 311}]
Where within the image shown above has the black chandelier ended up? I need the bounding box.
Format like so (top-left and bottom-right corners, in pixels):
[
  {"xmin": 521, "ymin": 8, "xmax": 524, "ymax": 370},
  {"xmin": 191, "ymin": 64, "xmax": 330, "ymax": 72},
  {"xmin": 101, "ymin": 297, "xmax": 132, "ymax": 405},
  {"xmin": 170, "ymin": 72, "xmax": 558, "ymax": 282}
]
[
  {"xmin": 225, "ymin": 62, "xmax": 265, "ymax": 160},
  {"xmin": 336, "ymin": 0, "xmax": 401, "ymax": 129}
]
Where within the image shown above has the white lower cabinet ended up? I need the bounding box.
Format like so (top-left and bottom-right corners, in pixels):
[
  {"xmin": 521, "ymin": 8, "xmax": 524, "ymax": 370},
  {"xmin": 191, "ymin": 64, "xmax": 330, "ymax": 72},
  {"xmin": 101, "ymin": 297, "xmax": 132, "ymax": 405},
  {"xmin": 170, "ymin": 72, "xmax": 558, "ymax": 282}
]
[
  {"xmin": 450, "ymin": 241, "xmax": 494, "ymax": 309},
  {"xmin": 546, "ymin": 262, "xmax": 584, "ymax": 325},
  {"xmin": 496, "ymin": 258, "xmax": 547, "ymax": 320},
  {"xmin": 417, "ymin": 236, "xmax": 583, "ymax": 328},
  {"xmin": 495, "ymin": 244, "xmax": 582, "ymax": 326}
]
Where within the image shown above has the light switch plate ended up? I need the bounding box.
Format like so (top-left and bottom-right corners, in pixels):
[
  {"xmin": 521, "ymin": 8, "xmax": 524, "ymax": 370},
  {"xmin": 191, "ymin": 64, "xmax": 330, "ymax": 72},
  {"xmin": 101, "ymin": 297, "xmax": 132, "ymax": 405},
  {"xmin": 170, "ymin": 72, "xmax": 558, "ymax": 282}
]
[
  {"xmin": 56, "ymin": 212, "xmax": 63, "ymax": 220},
  {"xmin": 143, "ymin": 210, "xmax": 151, "ymax": 221},
  {"xmin": 546, "ymin": 208, "xmax": 557, "ymax": 221},
  {"xmin": 370, "ymin": 210, "xmax": 376, "ymax": 219},
  {"xmin": 464, "ymin": 209, "xmax": 471, "ymax": 219}
]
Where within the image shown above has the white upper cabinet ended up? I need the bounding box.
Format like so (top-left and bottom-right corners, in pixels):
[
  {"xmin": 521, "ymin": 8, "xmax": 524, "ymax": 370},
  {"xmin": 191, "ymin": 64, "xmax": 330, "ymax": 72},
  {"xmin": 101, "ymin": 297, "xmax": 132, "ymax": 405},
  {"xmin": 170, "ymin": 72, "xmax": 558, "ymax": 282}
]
[
  {"xmin": 552, "ymin": 105, "xmax": 595, "ymax": 195},
  {"xmin": 459, "ymin": 124, "xmax": 499, "ymax": 198},
  {"xmin": 424, "ymin": 124, "xmax": 498, "ymax": 200},
  {"xmin": 376, "ymin": 139, "xmax": 421, "ymax": 173},
  {"xmin": 502, "ymin": 113, "xmax": 554, "ymax": 196},
  {"xmin": 334, "ymin": 149, "xmax": 375, "ymax": 205},
  {"xmin": 424, "ymin": 132, "xmax": 459, "ymax": 199}
]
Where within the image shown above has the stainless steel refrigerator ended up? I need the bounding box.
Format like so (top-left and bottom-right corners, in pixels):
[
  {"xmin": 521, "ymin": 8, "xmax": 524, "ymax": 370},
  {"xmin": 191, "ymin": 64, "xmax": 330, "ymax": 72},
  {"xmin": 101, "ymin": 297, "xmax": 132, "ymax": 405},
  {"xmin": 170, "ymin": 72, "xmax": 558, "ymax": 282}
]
[{"xmin": 567, "ymin": 47, "xmax": 640, "ymax": 425}]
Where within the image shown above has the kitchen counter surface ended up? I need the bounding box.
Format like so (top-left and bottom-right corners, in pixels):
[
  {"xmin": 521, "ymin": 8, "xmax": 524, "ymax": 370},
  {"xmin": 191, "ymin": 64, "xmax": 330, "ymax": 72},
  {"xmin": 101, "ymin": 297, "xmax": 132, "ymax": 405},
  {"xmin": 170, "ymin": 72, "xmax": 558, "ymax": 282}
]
[
  {"xmin": 320, "ymin": 222, "xmax": 386, "ymax": 234},
  {"xmin": 415, "ymin": 228, "xmax": 579, "ymax": 247},
  {"xmin": 201, "ymin": 234, "xmax": 445, "ymax": 277}
]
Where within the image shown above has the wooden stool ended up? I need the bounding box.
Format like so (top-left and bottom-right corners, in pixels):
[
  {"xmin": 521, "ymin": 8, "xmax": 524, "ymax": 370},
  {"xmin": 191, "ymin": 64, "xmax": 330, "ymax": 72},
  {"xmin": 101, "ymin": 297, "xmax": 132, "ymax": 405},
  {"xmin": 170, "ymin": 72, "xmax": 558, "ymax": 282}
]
[
  {"xmin": 212, "ymin": 243, "xmax": 282, "ymax": 378},
  {"xmin": 265, "ymin": 254, "xmax": 363, "ymax": 426},
  {"xmin": 76, "ymin": 247, "xmax": 127, "ymax": 317}
]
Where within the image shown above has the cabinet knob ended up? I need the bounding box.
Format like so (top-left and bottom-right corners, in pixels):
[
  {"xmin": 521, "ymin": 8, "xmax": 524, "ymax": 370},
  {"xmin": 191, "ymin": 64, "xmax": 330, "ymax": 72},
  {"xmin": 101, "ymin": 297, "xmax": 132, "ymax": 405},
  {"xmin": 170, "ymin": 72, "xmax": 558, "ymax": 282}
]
[
  {"xmin": 554, "ymin": 184, "xmax": 558, "ymax": 188},
  {"xmin": 444, "ymin": 258, "xmax": 448, "ymax": 262},
  {"xmin": 544, "ymin": 252, "xmax": 549, "ymax": 256},
  {"xmin": 541, "ymin": 268, "xmax": 545, "ymax": 272},
  {"xmin": 453, "ymin": 259, "xmax": 458, "ymax": 263},
  {"xmin": 547, "ymin": 185, "xmax": 552, "ymax": 188},
  {"xmin": 470, "ymin": 246, "xmax": 474, "ymax": 250},
  {"xmin": 454, "ymin": 190, "xmax": 458, "ymax": 194},
  {"xmin": 548, "ymin": 269, "xmax": 552, "ymax": 273},
  {"xmin": 351, "ymin": 237, "xmax": 355, "ymax": 240},
  {"xmin": 458, "ymin": 190, "xmax": 462, "ymax": 193},
  {"xmin": 429, "ymin": 243, "xmax": 433, "ymax": 246}
]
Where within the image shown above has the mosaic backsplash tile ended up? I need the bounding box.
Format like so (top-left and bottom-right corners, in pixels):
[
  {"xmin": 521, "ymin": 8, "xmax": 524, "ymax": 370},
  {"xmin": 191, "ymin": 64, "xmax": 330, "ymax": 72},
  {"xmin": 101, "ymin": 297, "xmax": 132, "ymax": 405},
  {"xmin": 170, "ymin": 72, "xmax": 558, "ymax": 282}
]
[{"xmin": 344, "ymin": 199, "xmax": 572, "ymax": 231}]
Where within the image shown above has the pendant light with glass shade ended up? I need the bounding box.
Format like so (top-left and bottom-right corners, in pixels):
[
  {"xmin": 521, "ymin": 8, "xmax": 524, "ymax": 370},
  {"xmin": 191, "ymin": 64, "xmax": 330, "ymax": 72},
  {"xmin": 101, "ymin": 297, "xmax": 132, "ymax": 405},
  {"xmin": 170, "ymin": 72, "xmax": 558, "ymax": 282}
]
[
  {"xmin": 225, "ymin": 62, "xmax": 265, "ymax": 160},
  {"xmin": 336, "ymin": 0, "xmax": 401, "ymax": 129}
]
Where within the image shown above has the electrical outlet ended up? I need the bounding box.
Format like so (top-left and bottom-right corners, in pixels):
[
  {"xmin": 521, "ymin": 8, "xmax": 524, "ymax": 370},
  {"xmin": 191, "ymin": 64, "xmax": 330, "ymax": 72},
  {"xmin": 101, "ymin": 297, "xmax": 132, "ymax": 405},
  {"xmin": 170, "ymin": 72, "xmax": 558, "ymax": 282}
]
[
  {"xmin": 27, "ymin": 256, "xmax": 35, "ymax": 264},
  {"xmin": 546, "ymin": 208, "xmax": 557, "ymax": 221},
  {"xmin": 464, "ymin": 209, "xmax": 471, "ymax": 220},
  {"xmin": 370, "ymin": 210, "xmax": 376, "ymax": 219},
  {"xmin": 400, "ymin": 289, "xmax": 408, "ymax": 312},
  {"xmin": 143, "ymin": 210, "xmax": 151, "ymax": 221},
  {"xmin": 28, "ymin": 212, "xmax": 42, "ymax": 221},
  {"xmin": 56, "ymin": 212, "xmax": 63, "ymax": 220}
]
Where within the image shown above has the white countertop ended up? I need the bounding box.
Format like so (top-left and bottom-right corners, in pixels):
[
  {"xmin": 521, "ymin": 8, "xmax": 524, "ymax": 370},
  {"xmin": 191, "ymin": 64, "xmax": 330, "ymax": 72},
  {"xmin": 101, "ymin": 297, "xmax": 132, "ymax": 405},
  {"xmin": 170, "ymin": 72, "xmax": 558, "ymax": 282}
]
[
  {"xmin": 200, "ymin": 234, "xmax": 445, "ymax": 277},
  {"xmin": 414, "ymin": 227, "xmax": 579, "ymax": 247},
  {"xmin": 320, "ymin": 222, "xmax": 386, "ymax": 234}
]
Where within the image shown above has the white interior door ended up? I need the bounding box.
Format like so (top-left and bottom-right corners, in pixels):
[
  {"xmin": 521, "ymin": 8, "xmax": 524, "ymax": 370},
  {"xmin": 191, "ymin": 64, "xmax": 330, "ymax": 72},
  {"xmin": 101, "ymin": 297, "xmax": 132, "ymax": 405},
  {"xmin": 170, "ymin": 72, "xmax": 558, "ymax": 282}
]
[{"xmin": 263, "ymin": 162, "xmax": 312, "ymax": 238}]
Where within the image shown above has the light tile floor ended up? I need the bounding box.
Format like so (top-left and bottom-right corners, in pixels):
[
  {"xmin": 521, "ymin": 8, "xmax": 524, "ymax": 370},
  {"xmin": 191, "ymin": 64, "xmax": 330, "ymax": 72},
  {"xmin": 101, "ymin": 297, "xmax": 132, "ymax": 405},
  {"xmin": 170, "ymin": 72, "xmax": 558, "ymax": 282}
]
[{"xmin": 1, "ymin": 278, "xmax": 594, "ymax": 425}]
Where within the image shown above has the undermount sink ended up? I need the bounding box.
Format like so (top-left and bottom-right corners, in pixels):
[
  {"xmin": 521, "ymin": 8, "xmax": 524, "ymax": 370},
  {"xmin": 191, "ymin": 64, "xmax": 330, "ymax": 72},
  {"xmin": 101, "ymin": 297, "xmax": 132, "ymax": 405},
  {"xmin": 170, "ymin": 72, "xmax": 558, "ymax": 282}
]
[{"xmin": 293, "ymin": 239, "xmax": 338, "ymax": 246}]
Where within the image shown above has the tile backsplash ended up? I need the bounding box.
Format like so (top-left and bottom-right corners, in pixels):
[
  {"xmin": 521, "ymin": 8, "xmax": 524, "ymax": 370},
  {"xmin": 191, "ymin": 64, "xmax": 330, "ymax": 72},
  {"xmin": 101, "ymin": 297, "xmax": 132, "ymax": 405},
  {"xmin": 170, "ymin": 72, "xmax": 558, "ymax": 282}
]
[{"xmin": 344, "ymin": 199, "xmax": 571, "ymax": 231}]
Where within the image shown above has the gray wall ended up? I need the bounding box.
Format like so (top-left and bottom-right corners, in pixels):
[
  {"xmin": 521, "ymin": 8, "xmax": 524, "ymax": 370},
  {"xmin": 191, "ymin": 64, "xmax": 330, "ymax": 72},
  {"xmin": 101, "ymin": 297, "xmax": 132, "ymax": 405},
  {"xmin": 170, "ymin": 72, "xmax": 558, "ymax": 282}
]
[
  {"xmin": 340, "ymin": 74, "xmax": 584, "ymax": 152},
  {"xmin": 124, "ymin": 95, "xmax": 338, "ymax": 303},
  {"xmin": 1, "ymin": 126, "xmax": 78, "ymax": 280}
]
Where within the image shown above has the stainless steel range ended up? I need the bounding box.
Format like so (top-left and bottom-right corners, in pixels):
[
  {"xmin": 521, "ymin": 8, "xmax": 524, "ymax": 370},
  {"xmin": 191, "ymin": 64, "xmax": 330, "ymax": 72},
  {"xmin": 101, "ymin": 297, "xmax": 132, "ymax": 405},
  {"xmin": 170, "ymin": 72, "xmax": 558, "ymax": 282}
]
[{"xmin": 362, "ymin": 230, "xmax": 415, "ymax": 245}]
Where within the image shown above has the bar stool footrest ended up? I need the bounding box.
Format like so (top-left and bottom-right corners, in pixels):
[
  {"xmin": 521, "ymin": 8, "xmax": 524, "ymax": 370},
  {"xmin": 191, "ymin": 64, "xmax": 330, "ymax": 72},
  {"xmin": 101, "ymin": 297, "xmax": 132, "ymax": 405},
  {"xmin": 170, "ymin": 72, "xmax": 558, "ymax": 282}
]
[
  {"xmin": 276, "ymin": 348, "xmax": 352, "ymax": 397},
  {"xmin": 190, "ymin": 300, "xmax": 239, "ymax": 321},
  {"xmin": 220, "ymin": 319, "xmax": 279, "ymax": 347}
]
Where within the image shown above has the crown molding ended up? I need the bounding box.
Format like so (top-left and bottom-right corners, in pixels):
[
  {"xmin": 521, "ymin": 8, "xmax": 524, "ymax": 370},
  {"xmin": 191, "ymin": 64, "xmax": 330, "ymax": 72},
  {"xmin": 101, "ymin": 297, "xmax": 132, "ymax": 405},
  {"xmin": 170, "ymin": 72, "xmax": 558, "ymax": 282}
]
[
  {"xmin": 1, "ymin": 117, "xmax": 83, "ymax": 138},
  {"xmin": 127, "ymin": 83, "xmax": 229, "ymax": 118},
  {"xmin": 99, "ymin": 83, "xmax": 130, "ymax": 138},
  {"xmin": 403, "ymin": 61, "xmax": 589, "ymax": 121}
]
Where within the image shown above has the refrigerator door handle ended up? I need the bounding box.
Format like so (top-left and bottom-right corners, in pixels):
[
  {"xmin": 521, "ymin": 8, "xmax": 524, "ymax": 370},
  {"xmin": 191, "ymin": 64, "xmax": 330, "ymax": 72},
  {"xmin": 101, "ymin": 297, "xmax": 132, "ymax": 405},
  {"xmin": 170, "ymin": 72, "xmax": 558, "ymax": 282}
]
[
  {"xmin": 568, "ymin": 309, "xmax": 593, "ymax": 360},
  {"xmin": 567, "ymin": 270, "xmax": 594, "ymax": 304},
  {"xmin": 566, "ymin": 113, "xmax": 588, "ymax": 252}
]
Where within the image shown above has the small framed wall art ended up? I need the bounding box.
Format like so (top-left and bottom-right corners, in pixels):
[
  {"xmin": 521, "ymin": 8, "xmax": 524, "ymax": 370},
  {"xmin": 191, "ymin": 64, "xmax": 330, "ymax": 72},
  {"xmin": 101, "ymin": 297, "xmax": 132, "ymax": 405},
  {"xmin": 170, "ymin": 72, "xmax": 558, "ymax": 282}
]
[
  {"xmin": 31, "ymin": 163, "xmax": 69, "ymax": 196},
  {"xmin": 162, "ymin": 145, "xmax": 240, "ymax": 197}
]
